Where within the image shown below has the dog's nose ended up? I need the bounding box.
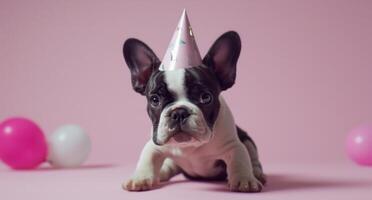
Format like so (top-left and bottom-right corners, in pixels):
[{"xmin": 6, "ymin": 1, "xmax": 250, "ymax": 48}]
[{"xmin": 170, "ymin": 107, "xmax": 190, "ymax": 124}]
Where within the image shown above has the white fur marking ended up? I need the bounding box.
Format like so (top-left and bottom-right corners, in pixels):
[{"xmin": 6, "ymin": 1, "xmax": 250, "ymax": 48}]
[
  {"xmin": 164, "ymin": 69, "xmax": 186, "ymax": 99},
  {"xmin": 170, "ymin": 147, "xmax": 183, "ymax": 156}
]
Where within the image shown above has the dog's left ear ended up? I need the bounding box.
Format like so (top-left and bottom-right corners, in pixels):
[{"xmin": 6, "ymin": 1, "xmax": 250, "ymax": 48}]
[{"xmin": 202, "ymin": 31, "xmax": 241, "ymax": 90}]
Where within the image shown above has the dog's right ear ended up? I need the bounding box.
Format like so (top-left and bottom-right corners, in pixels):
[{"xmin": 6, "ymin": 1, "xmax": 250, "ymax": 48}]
[{"xmin": 123, "ymin": 38, "xmax": 160, "ymax": 95}]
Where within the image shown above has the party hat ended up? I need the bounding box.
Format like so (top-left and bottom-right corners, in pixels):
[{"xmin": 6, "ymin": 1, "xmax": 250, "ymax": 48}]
[{"xmin": 159, "ymin": 9, "xmax": 202, "ymax": 71}]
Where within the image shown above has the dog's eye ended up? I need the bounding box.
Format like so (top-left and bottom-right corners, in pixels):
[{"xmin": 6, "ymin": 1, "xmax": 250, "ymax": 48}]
[
  {"xmin": 150, "ymin": 95, "xmax": 160, "ymax": 107},
  {"xmin": 199, "ymin": 92, "xmax": 212, "ymax": 104}
]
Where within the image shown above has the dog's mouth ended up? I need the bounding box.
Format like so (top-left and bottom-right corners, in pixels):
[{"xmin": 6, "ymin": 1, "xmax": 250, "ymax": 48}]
[
  {"xmin": 163, "ymin": 131, "xmax": 201, "ymax": 145},
  {"xmin": 172, "ymin": 132, "xmax": 192, "ymax": 143},
  {"xmin": 166, "ymin": 122, "xmax": 200, "ymax": 143},
  {"xmin": 156, "ymin": 113, "xmax": 211, "ymax": 146}
]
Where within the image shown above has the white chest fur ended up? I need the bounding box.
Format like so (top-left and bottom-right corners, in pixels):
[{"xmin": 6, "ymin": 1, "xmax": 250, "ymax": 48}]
[{"xmin": 160, "ymin": 96, "xmax": 240, "ymax": 177}]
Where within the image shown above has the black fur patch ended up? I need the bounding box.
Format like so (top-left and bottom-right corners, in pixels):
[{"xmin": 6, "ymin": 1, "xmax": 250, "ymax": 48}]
[
  {"xmin": 237, "ymin": 126, "xmax": 257, "ymax": 149},
  {"xmin": 184, "ymin": 66, "xmax": 222, "ymax": 129}
]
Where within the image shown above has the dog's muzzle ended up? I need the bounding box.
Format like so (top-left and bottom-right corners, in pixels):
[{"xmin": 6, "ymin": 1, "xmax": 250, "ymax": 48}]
[
  {"xmin": 155, "ymin": 102, "xmax": 212, "ymax": 146},
  {"xmin": 167, "ymin": 107, "xmax": 193, "ymax": 142}
]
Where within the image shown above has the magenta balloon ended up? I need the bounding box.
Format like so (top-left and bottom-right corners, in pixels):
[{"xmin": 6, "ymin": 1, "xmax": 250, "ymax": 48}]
[
  {"xmin": 346, "ymin": 125, "xmax": 372, "ymax": 166},
  {"xmin": 0, "ymin": 117, "xmax": 47, "ymax": 169}
]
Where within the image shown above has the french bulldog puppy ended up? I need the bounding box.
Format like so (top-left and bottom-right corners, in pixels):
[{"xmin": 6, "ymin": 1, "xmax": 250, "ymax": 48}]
[{"xmin": 122, "ymin": 31, "xmax": 266, "ymax": 192}]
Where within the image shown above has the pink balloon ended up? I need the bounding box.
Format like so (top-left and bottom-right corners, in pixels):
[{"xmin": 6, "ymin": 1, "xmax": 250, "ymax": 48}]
[
  {"xmin": 0, "ymin": 117, "xmax": 47, "ymax": 169},
  {"xmin": 346, "ymin": 125, "xmax": 372, "ymax": 166}
]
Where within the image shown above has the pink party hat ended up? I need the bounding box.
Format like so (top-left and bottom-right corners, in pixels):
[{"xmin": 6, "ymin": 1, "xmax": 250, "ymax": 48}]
[{"xmin": 159, "ymin": 9, "xmax": 202, "ymax": 71}]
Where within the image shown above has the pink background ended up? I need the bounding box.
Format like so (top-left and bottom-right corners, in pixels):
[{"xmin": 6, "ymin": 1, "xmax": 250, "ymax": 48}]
[
  {"xmin": 2, "ymin": 1, "xmax": 372, "ymax": 199},
  {"xmin": 1, "ymin": 0, "xmax": 372, "ymax": 167}
]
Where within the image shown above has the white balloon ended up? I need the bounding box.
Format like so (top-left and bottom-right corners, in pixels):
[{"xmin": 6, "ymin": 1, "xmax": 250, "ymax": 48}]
[{"xmin": 47, "ymin": 125, "xmax": 91, "ymax": 168}]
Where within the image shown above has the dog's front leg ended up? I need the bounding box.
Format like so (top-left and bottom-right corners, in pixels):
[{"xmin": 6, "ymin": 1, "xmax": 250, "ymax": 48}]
[
  {"xmin": 223, "ymin": 142, "xmax": 263, "ymax": 192},
  {"xmin": 122, "ymin": 141, "xmax": 165, "ymax": 191}
]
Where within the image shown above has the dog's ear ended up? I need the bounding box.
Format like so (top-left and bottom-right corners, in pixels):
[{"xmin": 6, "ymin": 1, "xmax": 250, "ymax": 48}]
[
  {"xmin": 202, "ymin": 31, "xmax": 241, "ymax": 90},
  {"xmin": 123, "ymin": 38, "xmax": 160, "ymax": 95}
]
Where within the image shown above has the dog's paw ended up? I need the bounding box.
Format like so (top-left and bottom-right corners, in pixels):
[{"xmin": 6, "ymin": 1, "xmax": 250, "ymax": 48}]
[
  {"xmin": 228, "ymin": 176, "xmax": 263, "ymax": 193},
  {"xmin": 122, "ymin": 176, "xmax": 159, "ymax": 191},
  {"xmin": 253, "ymin": 166, "xmax": 267, "ymax": 185}
]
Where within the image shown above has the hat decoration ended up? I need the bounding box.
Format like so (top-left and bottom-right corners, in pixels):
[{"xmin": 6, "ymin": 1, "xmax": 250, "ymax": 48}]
[{"xmin": 159, "ymin": 9, "xmax": 202, "ymax": 71}]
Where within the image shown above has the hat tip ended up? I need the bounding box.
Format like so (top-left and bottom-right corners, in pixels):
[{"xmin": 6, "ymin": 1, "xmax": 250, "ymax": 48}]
[{"xmin": 159, "ymin": 8, "xmax": 201, "ymax": 71}]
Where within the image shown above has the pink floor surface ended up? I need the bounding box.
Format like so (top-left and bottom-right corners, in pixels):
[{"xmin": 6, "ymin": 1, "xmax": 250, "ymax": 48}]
[{"xmin": 1, "ymin": 162, "xmax": 371, "ymax": 200}]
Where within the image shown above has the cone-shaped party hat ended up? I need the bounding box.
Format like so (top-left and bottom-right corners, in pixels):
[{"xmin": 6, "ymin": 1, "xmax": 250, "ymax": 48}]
[{"xmin": 159, "ymin": 9, "xmax": 202, "ymax": 71}]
